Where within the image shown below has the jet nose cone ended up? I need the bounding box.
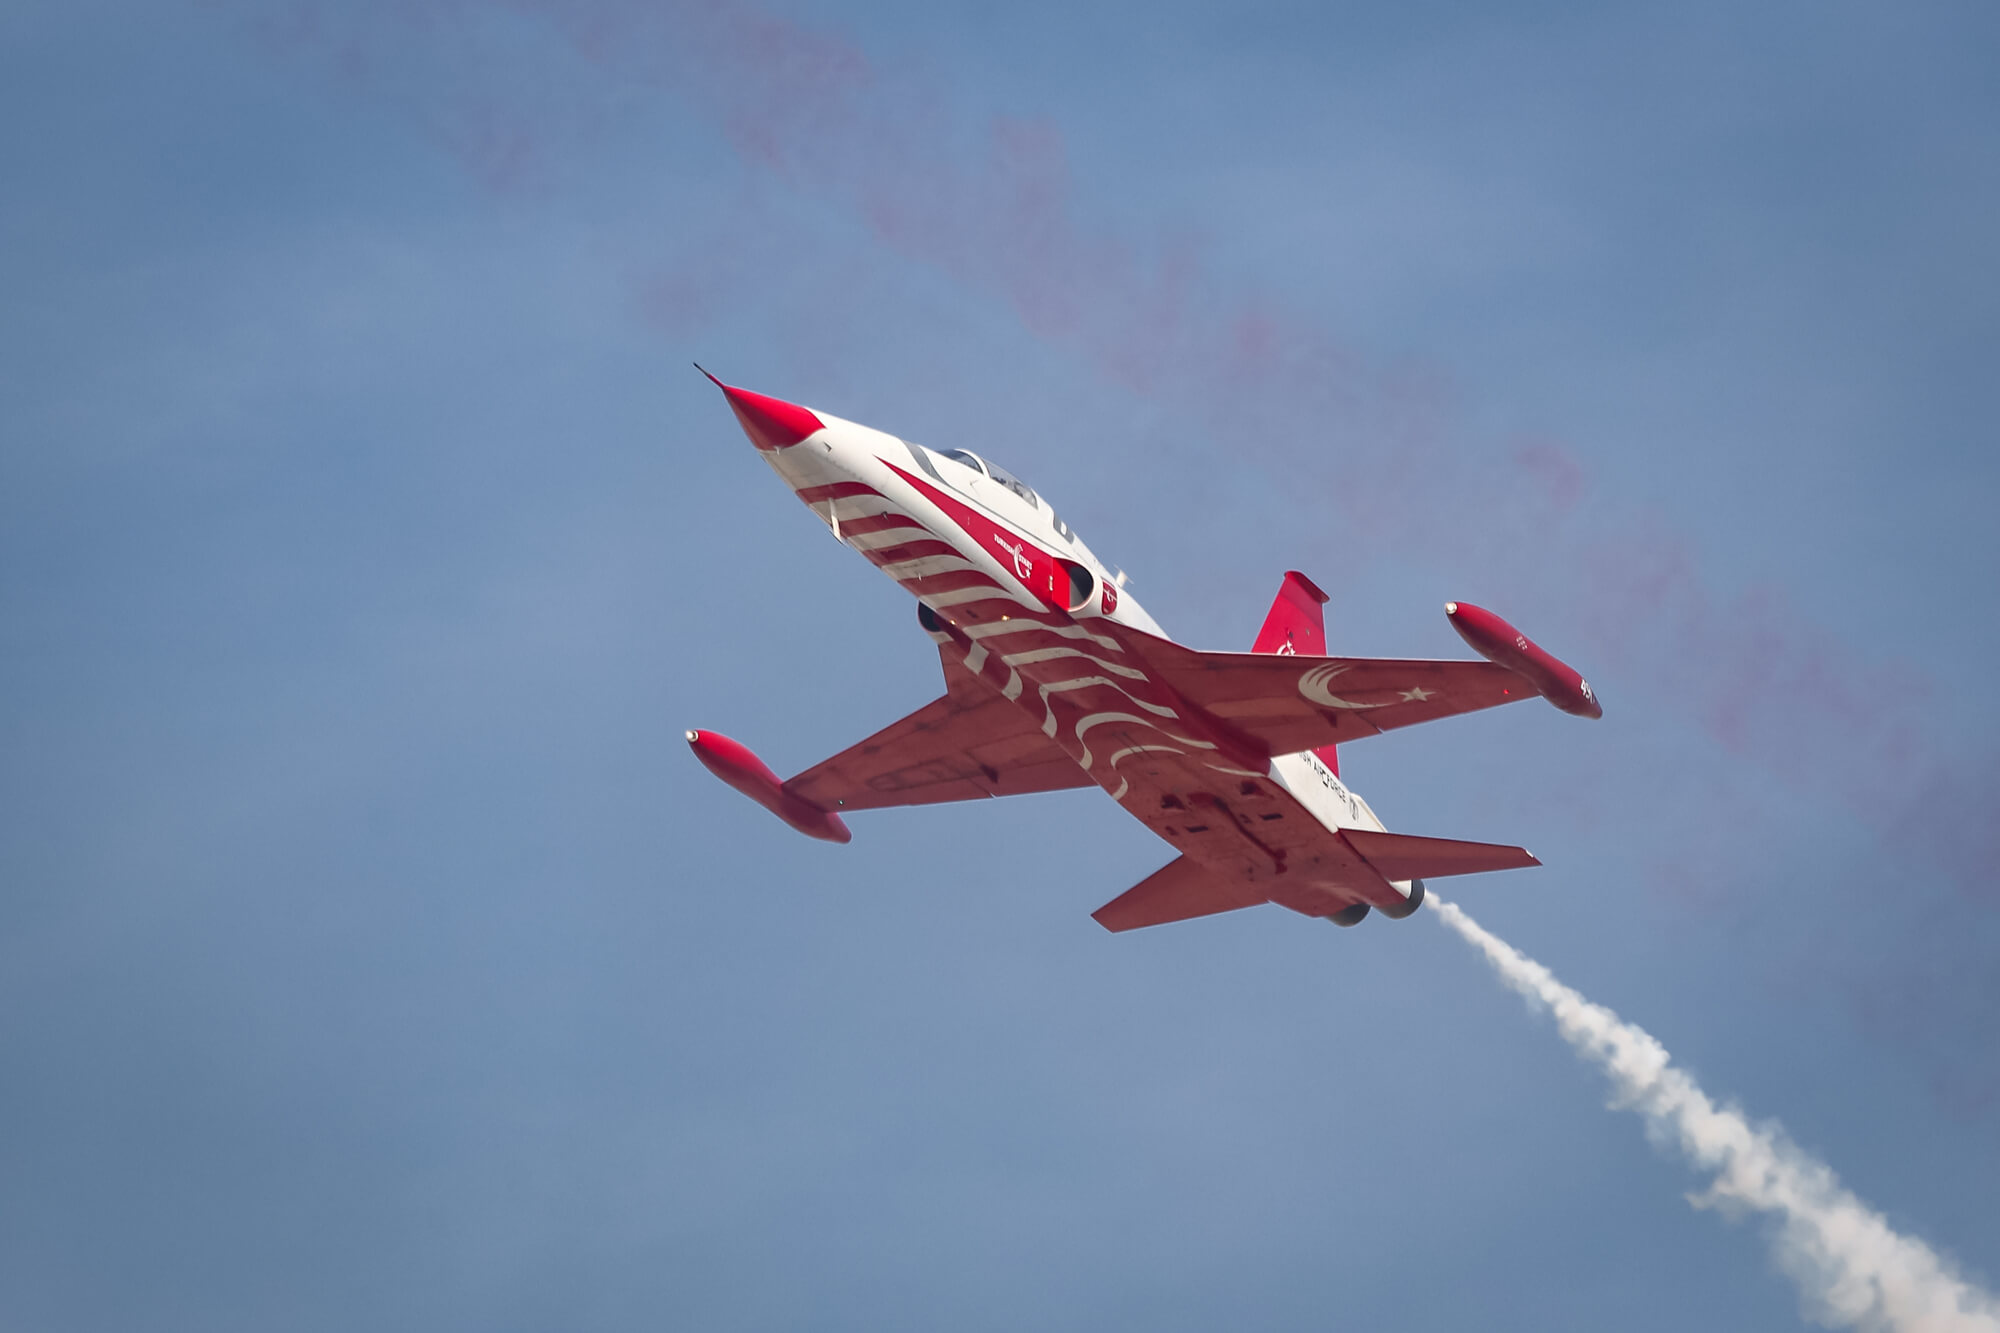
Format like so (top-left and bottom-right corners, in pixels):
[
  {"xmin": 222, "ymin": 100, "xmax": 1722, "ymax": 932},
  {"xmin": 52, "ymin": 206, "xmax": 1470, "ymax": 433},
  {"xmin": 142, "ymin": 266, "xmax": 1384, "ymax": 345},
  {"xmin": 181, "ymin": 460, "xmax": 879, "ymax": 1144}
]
[{"xmin": 696, "ymin": 364, "xmax": 824, "ymax": 451}]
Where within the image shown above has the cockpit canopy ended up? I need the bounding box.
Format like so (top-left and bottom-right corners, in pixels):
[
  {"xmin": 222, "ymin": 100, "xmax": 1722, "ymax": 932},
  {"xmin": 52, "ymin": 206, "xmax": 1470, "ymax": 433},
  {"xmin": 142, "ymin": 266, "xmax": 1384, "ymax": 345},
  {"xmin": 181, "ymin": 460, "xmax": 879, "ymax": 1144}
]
[{"xmin": 942, "ymin": 449, "xmax": 1038, "ymax": 507}]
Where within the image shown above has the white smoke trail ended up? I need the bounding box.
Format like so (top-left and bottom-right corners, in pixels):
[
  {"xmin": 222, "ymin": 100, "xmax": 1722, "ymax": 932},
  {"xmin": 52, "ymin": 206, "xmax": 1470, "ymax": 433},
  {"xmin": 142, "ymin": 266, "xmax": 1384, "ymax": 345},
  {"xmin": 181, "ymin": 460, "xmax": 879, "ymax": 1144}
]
[{"xmin": 1429, "ymin": 896, "xmax": 1999, "ymax": 1333}]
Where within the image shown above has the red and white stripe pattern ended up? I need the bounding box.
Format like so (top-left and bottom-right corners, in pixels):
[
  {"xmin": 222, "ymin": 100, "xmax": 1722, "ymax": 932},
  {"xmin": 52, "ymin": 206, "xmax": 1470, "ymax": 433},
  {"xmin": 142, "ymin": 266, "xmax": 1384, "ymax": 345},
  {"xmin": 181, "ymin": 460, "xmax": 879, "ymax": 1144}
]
[
  {"xmin": 796, "ymin": 480, "xmax": 994, "ymax": 599},
  {"xmin": 791, "ymin": 477, "xmax": 1260, "ymax": 808}
]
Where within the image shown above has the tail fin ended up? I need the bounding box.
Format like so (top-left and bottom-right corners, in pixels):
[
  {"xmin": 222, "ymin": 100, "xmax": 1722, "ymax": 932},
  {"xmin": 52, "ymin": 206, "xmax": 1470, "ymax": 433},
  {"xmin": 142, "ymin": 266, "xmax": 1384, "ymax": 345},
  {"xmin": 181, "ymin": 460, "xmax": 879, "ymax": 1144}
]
[
  {"xmin": 1251, "ymin": 571, "xmax": 1341, "ymax": 775},
  {"xmin": 1252, "ymin": 570, "xmax": 1329, "ymax": 655}
]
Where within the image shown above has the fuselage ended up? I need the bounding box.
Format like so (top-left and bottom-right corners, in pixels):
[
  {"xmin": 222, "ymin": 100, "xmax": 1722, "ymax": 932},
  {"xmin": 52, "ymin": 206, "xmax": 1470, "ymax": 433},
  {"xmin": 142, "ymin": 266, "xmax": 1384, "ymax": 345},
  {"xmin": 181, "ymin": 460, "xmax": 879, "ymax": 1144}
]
[{"xmin": 748, "ymin": 397, "xmax": 1418, "ymax": 918}]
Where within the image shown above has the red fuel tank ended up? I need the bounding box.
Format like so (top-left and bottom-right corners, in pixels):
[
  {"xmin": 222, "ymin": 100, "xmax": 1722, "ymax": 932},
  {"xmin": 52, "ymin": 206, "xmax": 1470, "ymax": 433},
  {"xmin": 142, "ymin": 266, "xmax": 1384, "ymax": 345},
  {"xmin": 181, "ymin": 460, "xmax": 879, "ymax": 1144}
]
[
  {"xmin": 1445, "ymin": 602, "xmax": 1603, "ymax": 719},
  {"xmin": 686, "ymin": 729, "xmax": 853, "ymax": 843}
]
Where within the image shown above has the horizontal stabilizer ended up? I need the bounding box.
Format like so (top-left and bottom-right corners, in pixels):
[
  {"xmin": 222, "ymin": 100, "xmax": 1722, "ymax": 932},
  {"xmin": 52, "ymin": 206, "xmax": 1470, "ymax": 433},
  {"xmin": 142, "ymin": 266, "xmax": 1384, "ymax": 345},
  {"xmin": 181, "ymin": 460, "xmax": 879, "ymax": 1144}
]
[
  {"xmin": 1340, "ymin": 828, "xmax": 1540, "ymax": 881},
  {"xmin": 1092, "ymin": 855, "xmax": 1265, "ymax": 933}
]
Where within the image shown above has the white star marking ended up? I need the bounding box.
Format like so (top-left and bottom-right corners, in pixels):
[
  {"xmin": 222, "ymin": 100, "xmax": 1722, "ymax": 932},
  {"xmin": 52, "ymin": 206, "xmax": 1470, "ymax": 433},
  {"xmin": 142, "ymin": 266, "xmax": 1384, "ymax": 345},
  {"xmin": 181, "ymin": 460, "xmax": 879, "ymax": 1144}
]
[{"xmin": 1399, "ymin": 685, "xmax": 1437, "ymax": 702}]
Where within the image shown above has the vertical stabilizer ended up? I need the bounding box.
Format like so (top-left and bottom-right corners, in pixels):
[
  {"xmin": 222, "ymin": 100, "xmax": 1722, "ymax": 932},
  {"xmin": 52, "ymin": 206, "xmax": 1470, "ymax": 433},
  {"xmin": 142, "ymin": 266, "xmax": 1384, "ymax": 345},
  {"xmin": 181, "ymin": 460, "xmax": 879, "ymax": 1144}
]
[
  {"xmin": 1251, "ymin": 571, "xmax": 1341, "ymax": 775},
  {"xmin": 1252, "ymin": 570, "xmax": 1329, "ymax": 655}
]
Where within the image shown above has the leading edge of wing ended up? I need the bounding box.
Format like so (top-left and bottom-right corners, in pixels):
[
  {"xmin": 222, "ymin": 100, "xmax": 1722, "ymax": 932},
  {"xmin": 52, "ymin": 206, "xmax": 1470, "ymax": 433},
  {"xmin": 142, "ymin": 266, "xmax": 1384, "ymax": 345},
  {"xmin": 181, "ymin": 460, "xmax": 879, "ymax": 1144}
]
[
  {"xmin": 1110, "ymin": 625, "xmax": 1534, "ymax": 756},
  {"xmin": 780, "ymin": 651, "xmax": 1094, "ymax": 812}
]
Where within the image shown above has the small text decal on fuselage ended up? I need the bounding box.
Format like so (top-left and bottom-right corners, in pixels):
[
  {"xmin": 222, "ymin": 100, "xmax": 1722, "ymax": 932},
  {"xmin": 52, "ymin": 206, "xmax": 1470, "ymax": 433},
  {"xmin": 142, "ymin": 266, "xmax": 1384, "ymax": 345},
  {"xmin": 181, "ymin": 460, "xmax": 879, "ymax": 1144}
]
[{"xmin": 1299, "ymin": 749, "xmax": 1363, "ymax": 824}]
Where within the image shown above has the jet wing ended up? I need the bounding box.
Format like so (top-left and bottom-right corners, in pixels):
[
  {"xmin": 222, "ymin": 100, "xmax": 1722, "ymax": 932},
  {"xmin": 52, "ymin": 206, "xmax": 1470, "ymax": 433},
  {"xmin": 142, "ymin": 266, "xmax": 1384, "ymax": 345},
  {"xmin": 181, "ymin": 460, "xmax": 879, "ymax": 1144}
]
[
  {"xmin": 1115, "ymin": 627, "xmax": 1533, "ymax": 756},
  {"xmin": 782, "ymin": 652, "xmax": 1094, "ymax": 811}
]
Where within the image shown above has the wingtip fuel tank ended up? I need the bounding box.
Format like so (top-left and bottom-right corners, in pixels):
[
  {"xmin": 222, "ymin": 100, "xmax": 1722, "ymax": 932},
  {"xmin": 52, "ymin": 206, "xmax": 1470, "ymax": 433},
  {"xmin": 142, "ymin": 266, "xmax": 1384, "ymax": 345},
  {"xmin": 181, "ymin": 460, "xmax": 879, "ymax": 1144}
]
[
  {"xmin": 685, "ymin": 728, "xmax": 853, "ymax": 843},
  {"xmin": 1444, "ymin": 602, "xmax": 1603, "ymax": 719}
]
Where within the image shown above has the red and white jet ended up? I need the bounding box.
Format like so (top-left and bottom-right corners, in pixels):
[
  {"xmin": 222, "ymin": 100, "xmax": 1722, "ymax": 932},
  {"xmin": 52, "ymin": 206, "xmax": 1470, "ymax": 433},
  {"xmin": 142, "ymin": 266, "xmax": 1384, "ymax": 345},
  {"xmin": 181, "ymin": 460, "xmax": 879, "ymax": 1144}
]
[{"xmin": 688, "ymin": 372, "xmax": 1603, "ymax": 931}]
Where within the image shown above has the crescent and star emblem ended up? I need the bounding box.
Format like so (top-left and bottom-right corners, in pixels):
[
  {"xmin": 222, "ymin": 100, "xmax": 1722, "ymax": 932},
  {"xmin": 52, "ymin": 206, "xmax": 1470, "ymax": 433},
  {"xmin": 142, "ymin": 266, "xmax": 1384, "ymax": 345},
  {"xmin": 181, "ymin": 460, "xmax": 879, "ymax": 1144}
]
[
  {"xmin": 1298, "ymin": 663, "xmax": 1388, "ymax": 711},
  {"xmin": 1297, "ymin": 666, "xmax": 1438, "ymax": 709}
]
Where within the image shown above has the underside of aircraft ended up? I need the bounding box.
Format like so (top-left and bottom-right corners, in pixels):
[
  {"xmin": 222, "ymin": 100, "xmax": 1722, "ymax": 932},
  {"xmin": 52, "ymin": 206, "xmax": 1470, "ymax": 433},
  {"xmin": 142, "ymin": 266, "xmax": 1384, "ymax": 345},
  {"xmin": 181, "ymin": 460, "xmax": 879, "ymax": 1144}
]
[{"xmin": 687, "ymin": 373, "xmax": 1601, "ymax": 931}]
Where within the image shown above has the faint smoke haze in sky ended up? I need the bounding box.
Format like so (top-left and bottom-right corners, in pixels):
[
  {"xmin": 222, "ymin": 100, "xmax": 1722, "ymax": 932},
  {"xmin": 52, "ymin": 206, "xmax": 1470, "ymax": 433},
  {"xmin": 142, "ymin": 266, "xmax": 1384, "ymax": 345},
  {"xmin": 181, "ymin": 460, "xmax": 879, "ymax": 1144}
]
[
  {"xmin": 223, "ymin": 0, "xmax": 1998, "ymax": 1102},
  {"xmin": 229, "ymin": 0, "xmax": 1995, "ymax": 904},
  {"xmin": 1431, "ymin": 895, "xmax": 2000, "ymax": 1333}
]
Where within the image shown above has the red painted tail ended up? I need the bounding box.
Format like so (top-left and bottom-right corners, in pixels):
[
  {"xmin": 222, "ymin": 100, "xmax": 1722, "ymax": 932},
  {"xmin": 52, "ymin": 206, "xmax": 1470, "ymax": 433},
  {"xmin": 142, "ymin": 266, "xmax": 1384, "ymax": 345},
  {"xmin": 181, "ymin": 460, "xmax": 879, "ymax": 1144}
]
[{"xmin": 1252, "ymin": 572, "xmax": 1341, "ymax": 775}]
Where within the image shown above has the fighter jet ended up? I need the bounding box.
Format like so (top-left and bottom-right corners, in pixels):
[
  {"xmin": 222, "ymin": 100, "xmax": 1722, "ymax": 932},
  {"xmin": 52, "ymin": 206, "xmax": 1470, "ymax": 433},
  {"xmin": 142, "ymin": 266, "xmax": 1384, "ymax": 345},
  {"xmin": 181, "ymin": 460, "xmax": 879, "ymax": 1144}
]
[{"xmin": 687, "ymin": 371, "xmax": 1602, "ymax": 931}]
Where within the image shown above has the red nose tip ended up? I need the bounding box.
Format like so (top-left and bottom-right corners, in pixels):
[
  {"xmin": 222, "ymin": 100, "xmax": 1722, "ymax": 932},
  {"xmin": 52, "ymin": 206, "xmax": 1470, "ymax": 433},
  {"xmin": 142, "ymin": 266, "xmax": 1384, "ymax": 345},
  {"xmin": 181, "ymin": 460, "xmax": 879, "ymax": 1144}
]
[{"xmin": 696, "ymin": 364, "xmax": 824, "ymax": 451}]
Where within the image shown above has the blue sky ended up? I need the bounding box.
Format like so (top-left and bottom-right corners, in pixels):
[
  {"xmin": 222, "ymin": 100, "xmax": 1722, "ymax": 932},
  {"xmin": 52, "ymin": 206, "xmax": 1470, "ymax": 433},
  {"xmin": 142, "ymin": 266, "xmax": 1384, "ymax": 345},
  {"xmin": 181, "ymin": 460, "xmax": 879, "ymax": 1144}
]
[{"xmin": 2, "ymin": 2, "xmax": 1996, "ymax": 1328}]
